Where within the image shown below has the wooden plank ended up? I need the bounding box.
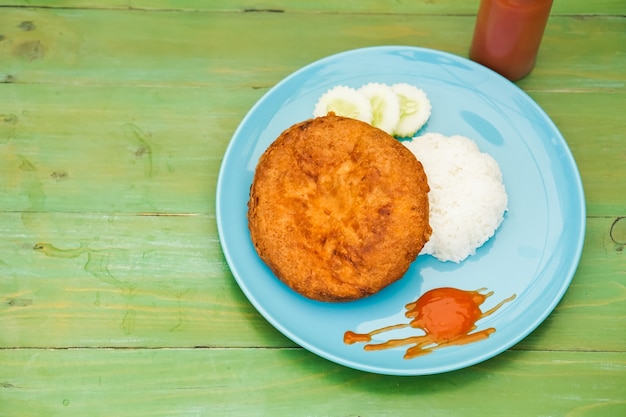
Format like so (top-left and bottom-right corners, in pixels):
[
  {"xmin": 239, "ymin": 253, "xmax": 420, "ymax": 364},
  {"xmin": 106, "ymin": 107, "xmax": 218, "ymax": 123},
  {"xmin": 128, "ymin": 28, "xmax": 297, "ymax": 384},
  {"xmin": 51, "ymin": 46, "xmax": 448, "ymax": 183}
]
[
  {"xmin": 0, "ymin": 82, "xmax": 256, "ymax": 214},
  {"xmin": 0, "ymin": 3, "xmax": 622, "ymax": 417},
  {"xmin": 0, "ymin": 9, "xmax": 624, "ymax": 90},
  {"xmin": 1, "ymin": 214, "xmax": 623, "ymax": 351},
  {"xmin": 1, "ymin": 348, "xmax": 625, "ymax": 417},
  {"xmin": 0, "ymin": 212, "xmax": 293, "ymax": 349},
  {"xmin": 1, "ymin": 84, "xmax": 623, "ymax": 216},
  {"xmin": 0, "ymin": 0, "xmax": 623, "ymax": 15}
]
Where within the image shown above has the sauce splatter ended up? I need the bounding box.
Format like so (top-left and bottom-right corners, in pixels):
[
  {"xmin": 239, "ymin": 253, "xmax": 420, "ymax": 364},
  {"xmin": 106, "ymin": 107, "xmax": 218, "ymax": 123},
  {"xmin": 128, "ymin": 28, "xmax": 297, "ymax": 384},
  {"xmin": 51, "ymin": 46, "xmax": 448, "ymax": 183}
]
[{"xmin": 344, "ymin": 287, "xmax": 516, "ymax": 359}]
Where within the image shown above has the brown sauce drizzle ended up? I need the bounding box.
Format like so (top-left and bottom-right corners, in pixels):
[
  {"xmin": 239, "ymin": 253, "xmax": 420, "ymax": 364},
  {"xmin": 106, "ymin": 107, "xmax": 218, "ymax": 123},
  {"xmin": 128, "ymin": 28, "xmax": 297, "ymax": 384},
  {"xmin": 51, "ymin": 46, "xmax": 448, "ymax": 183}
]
[{"xmin": 344, "ymin": 287, "xmax": 516, "ymax": 359}]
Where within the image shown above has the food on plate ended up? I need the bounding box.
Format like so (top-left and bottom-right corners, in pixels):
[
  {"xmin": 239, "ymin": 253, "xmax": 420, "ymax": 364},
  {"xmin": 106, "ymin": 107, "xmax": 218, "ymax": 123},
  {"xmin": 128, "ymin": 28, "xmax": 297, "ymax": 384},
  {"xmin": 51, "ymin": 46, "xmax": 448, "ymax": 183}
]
[
  {"xmin": 313, "ymin": 82, "xmax": 431, "ymax": 137},
  {"xmin": 248, "ymin": 113, "xmax": 431, "ymax": 302},
  {"xmin": 403, "ymin": 133, "xmax": 508, "ymax": 263},
  {"xmin": 358, "ymin": 82, "xmax": 401, "ymax": 135},
  {"xmin": 313, "ymin": 85, "xmax": 373, "ymax": 124},
  {"xmin": 391, "ymin": 83, "xmax": 432, "ymax": 138},
  {"xmin": 344, "ymin": 287, "xmax": 516, "ymax": 359}
]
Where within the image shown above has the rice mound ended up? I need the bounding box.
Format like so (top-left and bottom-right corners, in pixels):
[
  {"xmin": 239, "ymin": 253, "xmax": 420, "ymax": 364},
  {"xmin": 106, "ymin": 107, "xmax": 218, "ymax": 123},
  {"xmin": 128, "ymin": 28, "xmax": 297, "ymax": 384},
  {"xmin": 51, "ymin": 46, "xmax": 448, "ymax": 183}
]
[{"xmin": 403, "ymin": 132, "xmax": 508, "ymax": 263}]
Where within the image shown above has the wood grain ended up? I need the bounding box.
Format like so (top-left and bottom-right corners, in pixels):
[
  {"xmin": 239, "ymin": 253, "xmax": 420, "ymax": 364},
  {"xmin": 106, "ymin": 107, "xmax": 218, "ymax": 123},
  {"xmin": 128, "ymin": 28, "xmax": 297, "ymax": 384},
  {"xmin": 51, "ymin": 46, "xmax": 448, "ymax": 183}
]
[
  {"xmin": 1, "ymin": 349, "xmax": 625, "ymax": 417},
  {"xmin": 0, "ymin": 0, "xmax": 624, "ymax": 14},
  {"xmin": 1, "ymin": 215, "xmax": 623, "ymax": 351},
  {"xmin": 0, "ymin": 88, "xmax": 624, "ymax": 215},
  {"xmin": 0, "ymin": 9, "xmax": 624, "ymax": 89},
  {"xmin": 0, "ymin": 1, "xmax": 624, "ymax": 416}
]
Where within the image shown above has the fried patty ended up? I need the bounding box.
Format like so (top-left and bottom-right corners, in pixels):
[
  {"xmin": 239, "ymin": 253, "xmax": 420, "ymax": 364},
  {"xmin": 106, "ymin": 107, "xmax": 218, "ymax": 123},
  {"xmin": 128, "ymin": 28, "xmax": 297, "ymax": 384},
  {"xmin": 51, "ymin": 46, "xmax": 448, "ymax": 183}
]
[{"xmin": 248, "ymin": 114, "xmax": 431, "ymax": 302}]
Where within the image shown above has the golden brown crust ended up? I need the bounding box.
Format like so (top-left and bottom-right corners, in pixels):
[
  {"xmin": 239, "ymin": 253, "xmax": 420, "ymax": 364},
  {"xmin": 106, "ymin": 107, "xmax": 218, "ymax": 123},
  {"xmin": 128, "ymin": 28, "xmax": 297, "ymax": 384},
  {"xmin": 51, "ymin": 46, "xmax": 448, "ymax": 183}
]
[{"xmin": 248, "ymin": 114, "xmax": 431, "ymax": 302}]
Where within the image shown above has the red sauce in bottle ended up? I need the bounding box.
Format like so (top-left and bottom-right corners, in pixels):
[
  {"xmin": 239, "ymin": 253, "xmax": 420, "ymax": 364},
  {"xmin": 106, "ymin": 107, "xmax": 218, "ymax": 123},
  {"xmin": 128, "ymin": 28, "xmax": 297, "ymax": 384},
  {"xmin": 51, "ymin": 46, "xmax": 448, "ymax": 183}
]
[
  {"xmin": 344, "ymin": 287, "xmax": 516, "ymax": 359},
  {"xmin": 469, "ymin": 0, "xmax": 553, "ymax": 81}
]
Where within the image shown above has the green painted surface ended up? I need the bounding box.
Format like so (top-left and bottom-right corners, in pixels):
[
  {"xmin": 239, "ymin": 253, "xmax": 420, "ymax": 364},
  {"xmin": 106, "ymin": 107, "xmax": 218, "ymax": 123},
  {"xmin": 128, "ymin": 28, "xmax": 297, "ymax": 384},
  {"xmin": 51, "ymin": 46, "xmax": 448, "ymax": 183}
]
[{"xmin": 0, "ymin": 1, "xmax": 625, "ymax": 416}]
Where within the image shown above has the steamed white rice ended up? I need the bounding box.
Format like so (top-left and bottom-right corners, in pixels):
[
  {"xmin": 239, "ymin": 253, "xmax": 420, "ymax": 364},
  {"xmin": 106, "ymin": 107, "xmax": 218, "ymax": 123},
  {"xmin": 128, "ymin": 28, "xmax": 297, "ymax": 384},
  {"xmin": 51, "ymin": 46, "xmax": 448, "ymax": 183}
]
[{"xmin": 403, "ymin": 133, "xmax": 508, "ymax": 263}]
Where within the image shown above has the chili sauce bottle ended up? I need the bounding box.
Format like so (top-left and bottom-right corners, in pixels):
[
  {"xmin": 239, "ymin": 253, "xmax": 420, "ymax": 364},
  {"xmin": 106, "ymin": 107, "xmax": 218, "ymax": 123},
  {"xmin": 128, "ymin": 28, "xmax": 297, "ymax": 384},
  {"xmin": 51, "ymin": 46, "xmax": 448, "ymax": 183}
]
[{"xmin": 469, "ymin": 0, "xmax": 553, "ymax": 81}]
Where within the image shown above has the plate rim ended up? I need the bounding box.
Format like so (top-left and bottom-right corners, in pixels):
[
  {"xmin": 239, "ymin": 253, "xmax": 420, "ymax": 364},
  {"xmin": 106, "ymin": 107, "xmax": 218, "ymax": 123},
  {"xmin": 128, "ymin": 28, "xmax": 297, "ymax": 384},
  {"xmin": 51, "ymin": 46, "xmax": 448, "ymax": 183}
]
[{"xmin": 216, "ymin": 45, "xmax": 586, "ymax": 376}]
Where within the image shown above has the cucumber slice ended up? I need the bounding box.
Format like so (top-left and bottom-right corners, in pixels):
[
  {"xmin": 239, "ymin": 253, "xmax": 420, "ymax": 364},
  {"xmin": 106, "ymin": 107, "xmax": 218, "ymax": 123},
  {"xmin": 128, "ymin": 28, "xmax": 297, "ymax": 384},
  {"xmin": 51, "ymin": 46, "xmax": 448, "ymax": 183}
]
[
  {"xmin": 313, "ymin": 85, "xmax": 373, "ymax": 123},
  {"xmin": 391, "ymin": 83, "xmax": 432, "ymax": 137},
  {"xmin": 358, "ymin": 82, "xmax": 401, "ymax": 135}
]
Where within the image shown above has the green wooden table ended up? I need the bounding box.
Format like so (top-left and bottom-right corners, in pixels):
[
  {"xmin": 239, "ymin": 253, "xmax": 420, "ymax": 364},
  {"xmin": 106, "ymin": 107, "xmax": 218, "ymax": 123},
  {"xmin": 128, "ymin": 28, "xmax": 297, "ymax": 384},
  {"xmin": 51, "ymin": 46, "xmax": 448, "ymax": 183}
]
[{"xmin": 1, "ymin": 1, "xmax": 625, "ymax": 415}]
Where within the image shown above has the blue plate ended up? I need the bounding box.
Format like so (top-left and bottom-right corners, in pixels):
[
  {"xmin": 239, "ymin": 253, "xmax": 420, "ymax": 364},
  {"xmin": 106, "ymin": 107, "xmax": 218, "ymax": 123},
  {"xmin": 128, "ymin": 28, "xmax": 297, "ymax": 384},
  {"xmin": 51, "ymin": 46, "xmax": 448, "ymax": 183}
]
[{"xmin": 216, "ymin": 46, "xmax": 585, "ymax": 375}]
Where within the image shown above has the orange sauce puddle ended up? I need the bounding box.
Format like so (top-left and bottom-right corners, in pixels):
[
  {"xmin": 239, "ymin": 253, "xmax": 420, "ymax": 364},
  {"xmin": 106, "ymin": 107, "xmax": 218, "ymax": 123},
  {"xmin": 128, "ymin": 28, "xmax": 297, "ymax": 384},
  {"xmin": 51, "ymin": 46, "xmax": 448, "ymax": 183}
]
[{"xmin": 344, "ymin": 287, "xmax": 516, "ymax": 359}]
